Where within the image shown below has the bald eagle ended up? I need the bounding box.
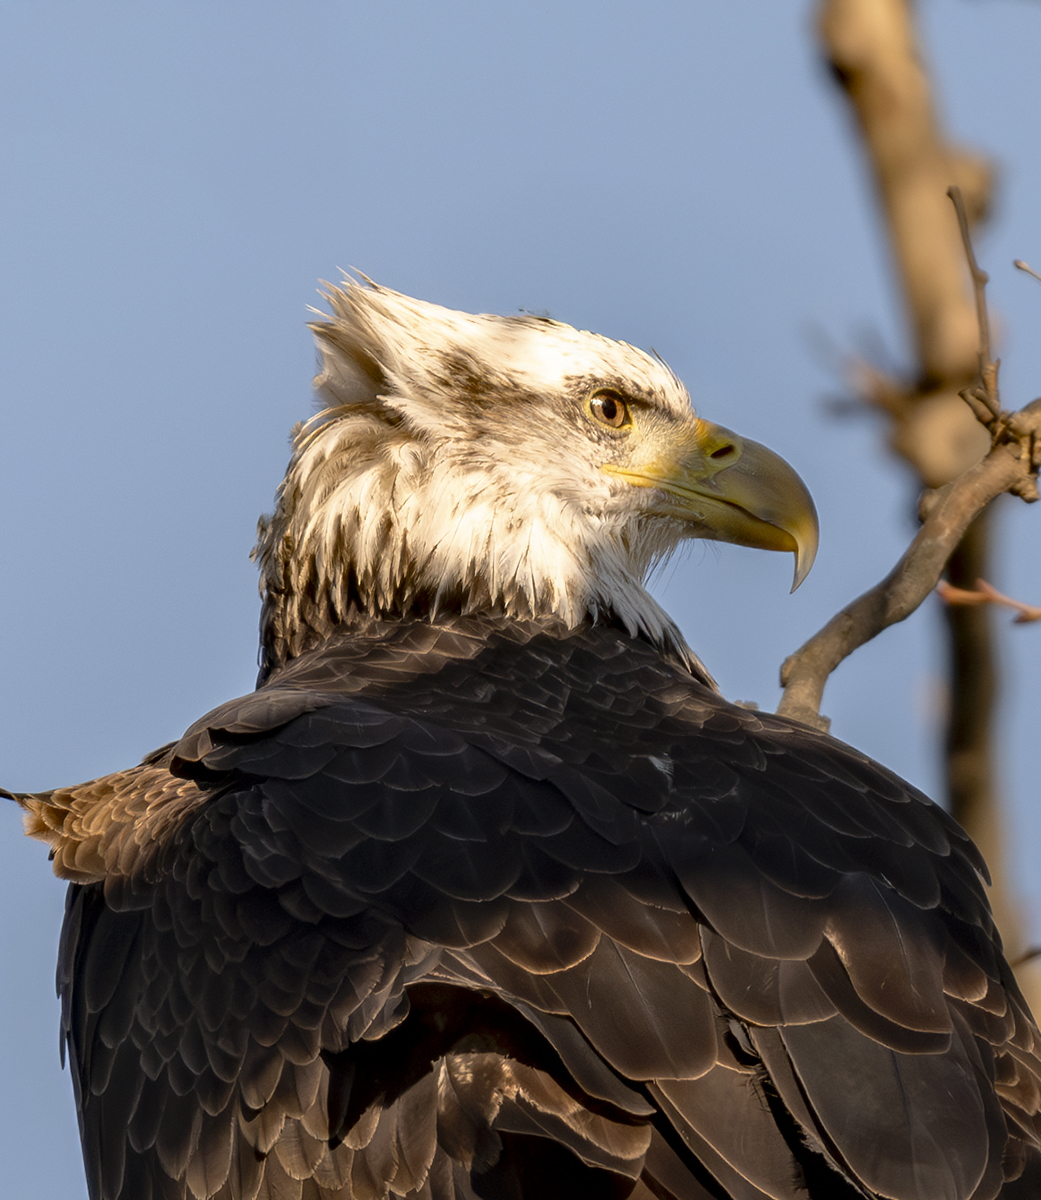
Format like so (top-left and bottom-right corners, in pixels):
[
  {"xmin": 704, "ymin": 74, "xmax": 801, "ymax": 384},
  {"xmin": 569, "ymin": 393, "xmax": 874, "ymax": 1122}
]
[{"xmin": 10, "ymin": 280, "xmax": 1041, "ymax": 1200}]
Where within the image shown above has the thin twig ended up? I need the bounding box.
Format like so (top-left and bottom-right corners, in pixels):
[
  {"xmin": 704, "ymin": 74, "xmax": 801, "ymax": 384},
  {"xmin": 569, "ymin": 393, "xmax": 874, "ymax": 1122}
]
[
  {"xmin": 936, "ymin": 581, "xmax": 991, "ymax": 607},
  {"xmin": 937, "ymin": 578, "xmax": 1041, "ymax": 624},
  {"xmin": 1014, "ymin": 260, "xmax": 1041, "ymax": 286},
  {"xmin": 948, "ymin": 185, "xmax": 1001, "ymax": 426},
  {"xmin": 948, "ymin": 186, "xmax": 992, "ymax": 365}
]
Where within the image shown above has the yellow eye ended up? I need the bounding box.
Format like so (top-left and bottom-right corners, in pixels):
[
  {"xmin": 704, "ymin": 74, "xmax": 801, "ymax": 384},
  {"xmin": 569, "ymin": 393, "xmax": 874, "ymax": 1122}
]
[{"xmin": 588, "ymin": 390, "xmax": 631, "ymax": 430}]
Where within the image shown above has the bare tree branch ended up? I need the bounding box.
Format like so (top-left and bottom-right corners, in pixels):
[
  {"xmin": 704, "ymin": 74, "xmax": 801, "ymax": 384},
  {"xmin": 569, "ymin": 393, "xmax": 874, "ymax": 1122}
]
[{"xmin": 778, "ymin": 401, "xmax": 1041, "ymax": 729}]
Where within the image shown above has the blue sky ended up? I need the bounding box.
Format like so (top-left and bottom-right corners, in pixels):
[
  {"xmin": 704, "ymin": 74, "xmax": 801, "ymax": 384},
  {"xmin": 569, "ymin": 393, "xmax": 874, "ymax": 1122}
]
[{"xmin": 2, "ymin": 3, "xmax": 1040, "ymax": 1195}]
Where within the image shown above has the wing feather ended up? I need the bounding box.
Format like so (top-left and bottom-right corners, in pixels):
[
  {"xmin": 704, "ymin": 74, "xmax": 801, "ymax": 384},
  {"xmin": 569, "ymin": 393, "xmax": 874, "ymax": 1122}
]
[{"xmin": 37, "ymin": 616, "xmax": 1041, "ymax": 1199}]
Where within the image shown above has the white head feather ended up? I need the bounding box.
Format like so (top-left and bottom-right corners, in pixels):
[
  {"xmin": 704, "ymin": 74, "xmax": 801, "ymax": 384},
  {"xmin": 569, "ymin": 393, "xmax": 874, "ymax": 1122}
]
[{"xmin": 254, "ymin": 279, "xmax": 714, "ymax": 679}]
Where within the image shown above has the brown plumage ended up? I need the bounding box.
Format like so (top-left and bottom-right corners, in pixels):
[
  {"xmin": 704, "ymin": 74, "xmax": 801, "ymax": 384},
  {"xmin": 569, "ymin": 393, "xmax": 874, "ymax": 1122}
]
[{"xmin": 9, "ymin": 280, "xmax": 1041, "ymax": 1199}]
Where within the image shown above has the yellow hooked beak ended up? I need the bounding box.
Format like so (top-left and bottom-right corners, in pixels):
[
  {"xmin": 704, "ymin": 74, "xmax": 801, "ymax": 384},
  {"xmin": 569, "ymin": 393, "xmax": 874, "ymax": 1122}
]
[{"xmin": 604, "ymin": 418, "xmax": 819, "ymax": 591}]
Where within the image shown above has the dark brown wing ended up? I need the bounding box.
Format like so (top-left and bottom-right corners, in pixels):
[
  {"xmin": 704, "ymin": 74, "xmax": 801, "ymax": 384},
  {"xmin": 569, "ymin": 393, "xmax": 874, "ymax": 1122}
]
[{"xmin": 33, "ymin": 615, "xmax": 1041, "ymax": 1200}]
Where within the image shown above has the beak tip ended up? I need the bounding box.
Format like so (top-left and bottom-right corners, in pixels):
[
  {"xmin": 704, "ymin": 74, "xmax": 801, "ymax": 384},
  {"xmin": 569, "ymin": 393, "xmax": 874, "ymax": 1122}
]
[{"xmin": 789, "ymin": 532, "xmax": 819, "ymax": 593}]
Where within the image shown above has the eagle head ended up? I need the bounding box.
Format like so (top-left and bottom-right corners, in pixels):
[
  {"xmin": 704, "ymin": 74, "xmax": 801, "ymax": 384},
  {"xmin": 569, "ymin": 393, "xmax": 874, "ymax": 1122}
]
[{"xmin": 254, "ymin": 279, "xmax": 818, "ymax": 677}]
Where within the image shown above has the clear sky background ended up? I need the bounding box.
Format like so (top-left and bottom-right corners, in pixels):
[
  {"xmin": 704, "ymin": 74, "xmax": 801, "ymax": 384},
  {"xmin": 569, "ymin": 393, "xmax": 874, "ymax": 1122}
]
[{"xmin": 1, "ymin": 3, "xmax": 1039, "ymax": 1195}]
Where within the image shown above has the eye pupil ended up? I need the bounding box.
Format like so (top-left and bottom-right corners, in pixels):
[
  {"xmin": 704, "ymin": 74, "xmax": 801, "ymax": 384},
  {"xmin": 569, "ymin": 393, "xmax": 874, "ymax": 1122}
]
[{"xmin": 601, "ymin": 397, "xmax": 618, "ymax": 422}]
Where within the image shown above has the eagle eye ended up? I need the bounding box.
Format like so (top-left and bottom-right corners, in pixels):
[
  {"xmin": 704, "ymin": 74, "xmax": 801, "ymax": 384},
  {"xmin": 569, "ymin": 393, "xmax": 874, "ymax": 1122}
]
[{"xmin": 588, "ymin": 390, "xmax": 631, "ymax": 430}]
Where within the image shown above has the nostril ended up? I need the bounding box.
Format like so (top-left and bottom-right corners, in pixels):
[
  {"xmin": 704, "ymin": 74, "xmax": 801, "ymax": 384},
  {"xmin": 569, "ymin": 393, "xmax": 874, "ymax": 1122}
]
[{"xmin": 710, "ymin": 444, "xmax": 736, "ymax": 461}]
